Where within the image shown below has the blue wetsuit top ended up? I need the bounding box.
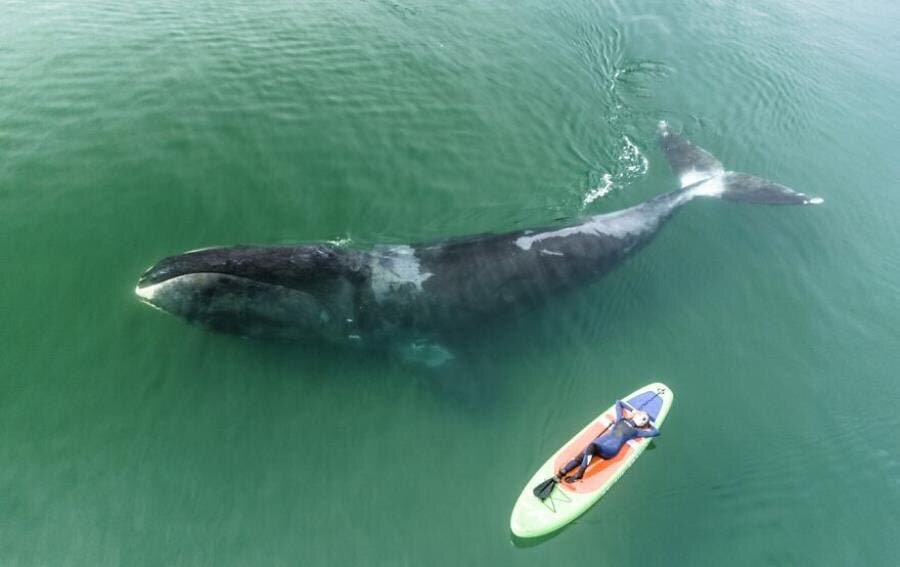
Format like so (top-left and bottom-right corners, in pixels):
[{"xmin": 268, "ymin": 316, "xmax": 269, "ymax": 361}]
[{"xmin": 591, "ymin": 400, "xmax": 660, "ymax": 458}]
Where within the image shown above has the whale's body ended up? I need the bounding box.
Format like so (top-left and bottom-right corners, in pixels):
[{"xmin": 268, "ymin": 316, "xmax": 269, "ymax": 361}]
[{"xmin": 135, "ymin": 124, "xmax": 821, "ymax": 353}]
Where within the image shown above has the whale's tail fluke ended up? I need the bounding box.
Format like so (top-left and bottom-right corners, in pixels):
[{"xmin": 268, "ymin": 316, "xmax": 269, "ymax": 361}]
[{"xmin": 658, "ymin": 121, "xmax": 823, "ymax": 206}]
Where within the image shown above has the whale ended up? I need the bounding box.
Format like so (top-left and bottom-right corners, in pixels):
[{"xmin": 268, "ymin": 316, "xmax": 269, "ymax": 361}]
[{"xmin": 135, "ymin": 123, "xmax": 821, "ymax": 359}]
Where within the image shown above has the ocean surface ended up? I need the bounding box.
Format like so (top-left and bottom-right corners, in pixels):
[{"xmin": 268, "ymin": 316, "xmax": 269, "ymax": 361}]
[{"xmin": 2, "ymin": 1, "xmax": 899, "ymax": 565}]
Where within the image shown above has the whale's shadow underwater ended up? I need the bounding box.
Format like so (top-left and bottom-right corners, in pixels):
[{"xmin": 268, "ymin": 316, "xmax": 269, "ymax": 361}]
[{"xmin": 135, "ymin": 123, "xmax": 821, "ymax": 365}]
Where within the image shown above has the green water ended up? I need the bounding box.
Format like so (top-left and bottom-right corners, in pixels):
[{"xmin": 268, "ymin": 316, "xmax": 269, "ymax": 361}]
[{"xmin": 2, "ymin": 0, "xmax": 899, "ymax": 564}]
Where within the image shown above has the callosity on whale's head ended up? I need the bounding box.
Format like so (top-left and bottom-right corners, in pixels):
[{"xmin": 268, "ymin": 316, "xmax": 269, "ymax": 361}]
[{"xmin": 135, "ymin": 245, "xmax": 368, "ymax": 340}]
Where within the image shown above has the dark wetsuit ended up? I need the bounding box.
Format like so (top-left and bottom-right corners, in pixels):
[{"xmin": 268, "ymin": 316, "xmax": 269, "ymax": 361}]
[{"xmin": 559, "ymin": 400, "xmax": 660, "ymax": 480}]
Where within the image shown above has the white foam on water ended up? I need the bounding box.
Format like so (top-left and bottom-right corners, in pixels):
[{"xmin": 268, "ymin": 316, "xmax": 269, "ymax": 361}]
[
  {"xmin": 582, "ymin": 173, "xmax": 613, "ymax": 207},
  {"xmin": 620, "ymin": 136, "xmax": 649, "ymax": 178},
  {"xmin": 581, "ymin": 136, "xmax": 648, "ymax": 209}
]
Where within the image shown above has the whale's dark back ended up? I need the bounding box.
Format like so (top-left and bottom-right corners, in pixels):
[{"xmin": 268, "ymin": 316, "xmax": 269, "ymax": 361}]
[{"xmin": 406, "ymin": 226, "xmax": 646, "ymax": 330}]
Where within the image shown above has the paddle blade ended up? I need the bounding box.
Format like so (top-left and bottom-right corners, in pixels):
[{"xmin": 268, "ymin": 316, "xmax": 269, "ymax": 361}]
[{"xmin": 532, "ymin": 477, "xmax": 557, "ymax": 501}]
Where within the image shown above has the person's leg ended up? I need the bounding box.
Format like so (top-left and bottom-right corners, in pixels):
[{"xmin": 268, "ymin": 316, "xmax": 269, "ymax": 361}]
[
  {"xmin": 558, "ymin": 442, "xmax": 595, "ymax": 478},
  {"xmin": 558, "ymin": 455, "xmax": 582, "ymax": 477},
  {"xmin": 565, "ymin": 445, "xmax": 599, "ymax": 482}
]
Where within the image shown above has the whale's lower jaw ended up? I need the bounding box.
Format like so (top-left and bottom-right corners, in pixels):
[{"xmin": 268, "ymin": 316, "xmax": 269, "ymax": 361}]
[
  {"xmin": 135, "ymin": 281, "xmax": 164, "ymax": 304},
  {"xmin": 134, "ymin": 274, "xmax": 204, "ymax": 314},
  {"xmin": 133, "ymin": 270, "xmax": 360, "ymax": 342}
]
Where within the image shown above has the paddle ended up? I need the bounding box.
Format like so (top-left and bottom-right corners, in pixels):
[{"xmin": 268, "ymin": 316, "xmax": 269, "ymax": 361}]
[
  {"xmin": 532, "ymin": 476, "xmax": 559, "ymax": 500},
  {"xmin": 531, "ymin": 388, "xmax": 664, "ymax": 501}
]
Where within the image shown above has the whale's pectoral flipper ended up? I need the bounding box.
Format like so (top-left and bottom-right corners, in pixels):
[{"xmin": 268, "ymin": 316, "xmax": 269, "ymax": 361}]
[
  {"xmin": 395, "ymin": 339, "xmax": 456, "ymax": 368},
  {"xmin": 658, "ymin": 121, "xmax": 823, "ymax": 206}
]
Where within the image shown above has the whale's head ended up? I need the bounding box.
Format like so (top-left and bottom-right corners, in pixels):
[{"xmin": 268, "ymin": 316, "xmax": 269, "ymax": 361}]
[{"xmin": 135, "ymin": 245, "xmax": 366, "ymax": 341}]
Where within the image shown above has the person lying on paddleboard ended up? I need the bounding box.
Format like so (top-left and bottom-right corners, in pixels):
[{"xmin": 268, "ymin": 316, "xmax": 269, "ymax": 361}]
[{"xmin": 555, "ymin": 400, "xmax": 660, "ymax": 483}]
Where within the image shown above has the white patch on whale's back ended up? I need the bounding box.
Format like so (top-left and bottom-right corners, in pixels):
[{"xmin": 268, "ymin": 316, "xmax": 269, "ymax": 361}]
[
  {"xmin": 369, "ymin": 244, "xmax": 432, "ymax": 301},
  {"xmin": 515, "ymin": 206, "xmax": 654, "ymax": 251}
]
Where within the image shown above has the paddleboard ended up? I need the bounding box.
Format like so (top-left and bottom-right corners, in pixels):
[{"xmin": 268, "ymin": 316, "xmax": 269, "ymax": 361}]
[{"xmin": 510, "ymin": 382, "xmax": 673, "ymax": 538}]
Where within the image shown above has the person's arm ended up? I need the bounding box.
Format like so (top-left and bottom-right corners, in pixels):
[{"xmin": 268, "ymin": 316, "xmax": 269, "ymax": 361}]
[
  {"xmin": 636, "ymin": 425, "xmax": 660, "ymax": 438},
  {"xmin": 615, "ymin": 400, "xmax": 626, "ymax": 421}
]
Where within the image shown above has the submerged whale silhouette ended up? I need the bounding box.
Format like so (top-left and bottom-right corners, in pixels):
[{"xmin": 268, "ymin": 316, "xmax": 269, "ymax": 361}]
[{"xmin": 135, "ymin": 123, "xmax": 821, "ymax": 359}]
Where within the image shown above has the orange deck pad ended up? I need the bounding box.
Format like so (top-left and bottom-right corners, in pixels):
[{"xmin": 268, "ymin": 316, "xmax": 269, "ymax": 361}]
[{"xmin": 553, "ymin": 412, "xmax": 647, "ymax": 494}]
